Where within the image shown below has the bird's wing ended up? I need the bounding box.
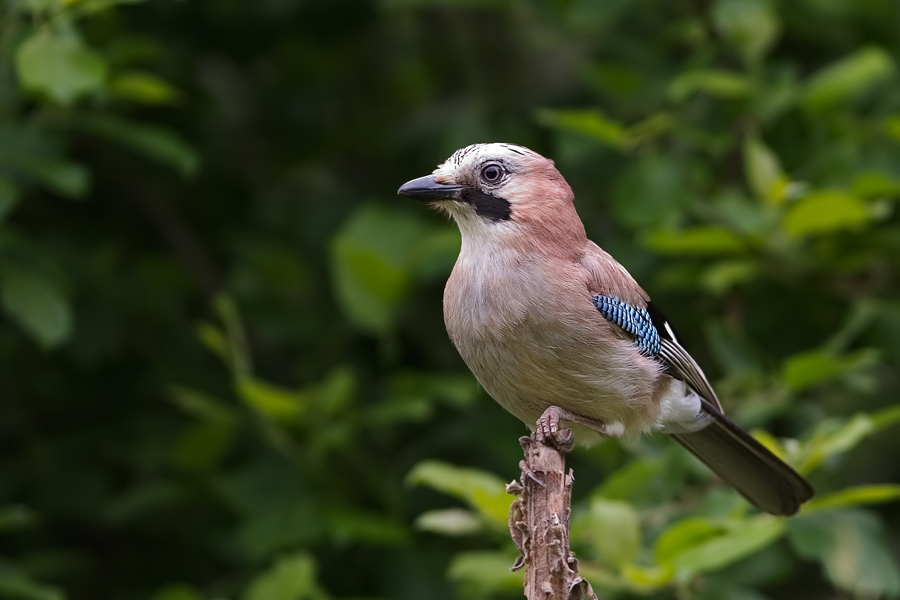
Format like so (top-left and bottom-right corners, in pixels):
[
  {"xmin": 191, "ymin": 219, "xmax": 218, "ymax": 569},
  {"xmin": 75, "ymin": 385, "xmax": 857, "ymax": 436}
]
[
  {"xmin": 646, "ymin": 302, "xmax": 724, "ymax": 414},
  {"xmin": 579, "ymin": 244, "xmax": 813, "ymax": 515},
  {"xmin": 578, "ymin": 243, "xmax": 723, "ymax": 413}
]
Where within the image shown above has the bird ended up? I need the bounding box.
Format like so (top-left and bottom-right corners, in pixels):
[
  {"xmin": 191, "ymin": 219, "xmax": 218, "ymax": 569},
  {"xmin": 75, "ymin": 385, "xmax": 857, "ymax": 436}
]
[{"xmin": 397, "ymin": 142, "xmax": 814, "ymax": 515}]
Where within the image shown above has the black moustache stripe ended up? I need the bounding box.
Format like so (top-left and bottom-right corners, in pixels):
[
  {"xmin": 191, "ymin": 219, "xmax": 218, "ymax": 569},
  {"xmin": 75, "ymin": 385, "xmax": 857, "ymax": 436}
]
[{"xmin": 460, "ymin": 188, "xmax": 511, "ymax": 222}]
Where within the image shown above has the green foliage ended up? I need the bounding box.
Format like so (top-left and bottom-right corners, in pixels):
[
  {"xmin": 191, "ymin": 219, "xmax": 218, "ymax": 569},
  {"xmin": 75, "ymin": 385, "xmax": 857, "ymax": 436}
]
[
  {"xmin": 242, "ymin": 553, "xmax": 329, "ymax": 600},
  {"xmin": 802, "ymin": 47, "xmax": 896, "ymax": 111},
  {"xmin": 0, "ymin": 263, "xmax": 72, "ymax": 348},
  {"xmin": 1, "ymin": 0, "xmax": 899, "ymax": 599},
  {"xmin": 788, "ymin": 510, "xmax": 900, "ymax": 598},
  {"xmin": 407, "ymin": 461, "xmax": 510, "ymax": 528},
  {"xmin": 15, "ymin": 30, "xmax": 107, "ymax": 105}
]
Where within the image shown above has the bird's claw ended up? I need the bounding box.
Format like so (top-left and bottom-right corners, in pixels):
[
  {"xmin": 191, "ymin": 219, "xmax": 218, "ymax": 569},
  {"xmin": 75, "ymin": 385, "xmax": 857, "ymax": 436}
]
[
  {"xmin": 519, "ymin": 459, "xmax": 545, "ymax": 487},
  {"xmin": 535, "ymin": 406, "xmax": 576, "ymax": 453}
]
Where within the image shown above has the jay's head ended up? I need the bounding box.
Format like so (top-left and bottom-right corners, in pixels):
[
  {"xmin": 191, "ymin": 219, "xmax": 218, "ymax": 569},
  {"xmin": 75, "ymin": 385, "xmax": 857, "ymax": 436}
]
[{"xmin": 398, "ymin": 143, "xmax": 583, "ymax": 248}]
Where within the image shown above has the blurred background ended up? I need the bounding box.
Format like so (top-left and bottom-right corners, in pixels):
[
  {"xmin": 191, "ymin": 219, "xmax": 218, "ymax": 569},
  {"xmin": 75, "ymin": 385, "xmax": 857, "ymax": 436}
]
[{"xmin": 2, "ymin": 0, "xmax": 900, "ymax": 598}]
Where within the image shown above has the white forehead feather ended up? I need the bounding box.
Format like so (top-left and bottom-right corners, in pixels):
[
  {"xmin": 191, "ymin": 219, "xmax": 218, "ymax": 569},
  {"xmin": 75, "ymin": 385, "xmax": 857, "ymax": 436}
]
[{"xmin": 436, "ymin": 143, "xmax": 541, "ymax": 174}]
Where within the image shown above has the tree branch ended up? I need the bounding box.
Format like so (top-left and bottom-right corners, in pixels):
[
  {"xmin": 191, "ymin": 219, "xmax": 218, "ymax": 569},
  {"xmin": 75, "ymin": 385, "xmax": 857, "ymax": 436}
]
[{"xmin": 507, "ymin": 407, "xmax": 598, "ymax": 600}]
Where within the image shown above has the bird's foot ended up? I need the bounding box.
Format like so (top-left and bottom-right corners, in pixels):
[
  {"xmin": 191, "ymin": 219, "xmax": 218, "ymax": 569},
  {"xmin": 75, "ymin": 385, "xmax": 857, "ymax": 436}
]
[
  {"xmin": 535, "ymin": 406, "xmax": 620, "ymax": 451},
  {"xmin": 534, "ymin": 406, "xmax": 576, "ymax": 452},
  {"xmin": 516, "ymin": 438, "xmax": 546, "ymax": 485}
]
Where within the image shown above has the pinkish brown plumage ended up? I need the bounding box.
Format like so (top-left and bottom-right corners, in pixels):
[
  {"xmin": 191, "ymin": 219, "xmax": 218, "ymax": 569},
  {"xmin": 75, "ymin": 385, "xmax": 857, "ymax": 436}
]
[{"xmin": 398, "ymin": 142, "xmax": 813, "ymax": 515}]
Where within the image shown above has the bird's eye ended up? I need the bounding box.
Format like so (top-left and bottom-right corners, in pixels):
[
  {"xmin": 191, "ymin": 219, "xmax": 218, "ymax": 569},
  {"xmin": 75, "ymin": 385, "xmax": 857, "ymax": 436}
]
[{"xmin": 480, "ymin": 163, "xmax": 504, "ymax": 184}]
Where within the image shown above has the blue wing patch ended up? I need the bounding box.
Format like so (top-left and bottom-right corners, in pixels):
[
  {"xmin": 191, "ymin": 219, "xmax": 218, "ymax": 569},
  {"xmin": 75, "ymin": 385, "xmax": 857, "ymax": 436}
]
[{"xmin": 592, "ymin": 295, "xmax": 661, "ymax": 357}]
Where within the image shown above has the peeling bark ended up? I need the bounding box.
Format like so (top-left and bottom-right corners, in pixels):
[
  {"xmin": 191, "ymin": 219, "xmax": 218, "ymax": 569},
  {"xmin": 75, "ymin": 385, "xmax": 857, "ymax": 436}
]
[{"xmin": 507, "ymin": 409, "xmax": 598, "ymax": 600}]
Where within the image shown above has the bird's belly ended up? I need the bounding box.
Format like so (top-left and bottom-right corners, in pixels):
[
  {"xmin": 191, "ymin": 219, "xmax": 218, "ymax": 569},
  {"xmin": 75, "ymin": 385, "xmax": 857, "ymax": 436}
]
[{"xmin": 454, "ymin": 320, "xmax": 662, "ymax": 441}]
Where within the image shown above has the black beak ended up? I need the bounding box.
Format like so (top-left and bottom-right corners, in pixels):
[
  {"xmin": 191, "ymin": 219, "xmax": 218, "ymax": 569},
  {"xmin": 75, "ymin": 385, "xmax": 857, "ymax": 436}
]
[{"xmin": 397, "ymin": 175, "xmax": 465, "ymax": 201}]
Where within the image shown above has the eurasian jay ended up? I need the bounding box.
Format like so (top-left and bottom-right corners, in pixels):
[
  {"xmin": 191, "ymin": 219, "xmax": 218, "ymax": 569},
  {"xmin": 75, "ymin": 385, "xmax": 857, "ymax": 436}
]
[{"xmin": 397, "ymin": 142, "xmax": 814, "ymax": 516}]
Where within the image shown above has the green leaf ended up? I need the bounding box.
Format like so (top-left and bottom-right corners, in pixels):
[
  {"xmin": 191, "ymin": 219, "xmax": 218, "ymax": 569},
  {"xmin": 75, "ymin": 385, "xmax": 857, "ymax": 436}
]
[
  {"xmin": 626, "ymin": 112, "xmax": 673, "ymax": 146},
  {"xmin": 212, "ymin": 294, "xmax": 251, "ymax": 378},
  {"xmin": 796, "ymin": 403, "xmax": 900, "ymax": 474},
  {"xmin": 645, "ymin": 226, "xmax": 745, "ymax": 255},
  {"xmin": 105, "ymin": 482, "xmax": 182, "ymax": 523},
  {"xmin": 804, "ymin": 484, "xmax": 900, "ymax": 514},
  {"xmin": 68, "ymin": 0, "xmax": 150, "ymax": 17},
  {"xmin": 612, "ymin": 154, "xmax": 689, "ymax": 229},
  {"xmin": 618, "ymin": 564, "xmax": 674, "ymax": 592},
  {"xmin": 694, "ymin": 584, "xmax": 770, "ymax": 600},
  {"xmin": 14, "ymin": 0, "xmax": 60, "ymax": 13},
  {"xmin": 596, "ymin": 448, "xmax": 687, "ymax": 507},
  {"xmin": 447, "ymin": 550, "xmax": 524, "ymax": 595},
  {"xmin": 668, "ymin": 70, "xmax": 753, "ymax": 102},
  {"xmin": 712, "ymin": 0, "xmax": 780, "ymax": 66},
  {"xmin": 572, "ymin": 498, "xmax": 641, "ymax": 566},
  {"xmin": 152, "ymin": 584, "xmax": 204, "ymax": 600},
  {"xmin": 242, "ymin": 553, "xmax": 327, "ymax": 600},
  {"xmin": 174, "ymin": 421, "xmax": 235, "ymax": 471},
  {"xmin": 0, "ymin": 264, "xmax": 72, "ymax": 348},
  {"xmin": 409, "ymin": 227, "xmax": 460, "ymax": 281},
  {"xmin": 79, "ymin": 116, "xmax": 199, "ymax": 177},
  {"xmin": 803, "ymin": 46, "xmax": 895, "ymax": 111},
  {"xmin": 372, "ymin": 371, "xmax": 477, "ymax": 425},
  {"xmin": 743, "ymin": 136, "xmax": 787, "ymax": 205},
  {"xmin": 314, "ymin": 367, "xmax": 356, "ymax": 416},
  {"xmin": 15, "ymin": 30, "xmax": 107, "ymax": 105},
  {"xmin": 330, "ymin": 204, "xmax": 430, "ymax": 334},
  {"xmin": 415, "ymin": 508, "xmax": 485, "ymax": 536},
  {"xmin": 781, "ymin": 348, "xmax": 878, "ymax": 392},
  {"xmin": 0, "ymin": 505, "xmax": 36, "ymax": 534},
  {"xmin": 323, "ymin": 507, "xmax": 409, "ymax": 545},
  {"xmin": 597, "ymin": 457, "xmax": 659, "ymax": 502},
  {"xmin": 788, "ymin": 510, "xmax": 900, "ymax": 598},
  {"xmin": 237, "ymin": 377, "xmax": 309, "ymax": 422},
  {"xmin": 701, "ymin": 260, "xmax": 758, "ymax": 294},
  {"xmin": 852, "ymin": 171, "xmax": 900, "ymax": 199},
  {"xmin": 886, "ymin": 115, "xmax": 900, "ymax": 142},
  {"xmin": 17, "ymin": 159, "xmax": 90, "ymax": 199},
  {"xmin": 0, "ymin": 177, "xmax": 21, "ymax": 222},
  {"xmin": 109, "ymin": 71, "xmax": 180, "ymax": 104},
  {"xmin": 798, "ymin": 414, "xmax": 875, "ymax": 473},
  {"xmin": 196, "ymin": 322, "xmax": 230, "ymax": 366},
  {"xmin": 167, "ymin": 385, "xmax": 237, "ymax": 424},
  {"xmin": 782, "ymin": 191, "xmax": 870, "ymax": 237},
  {"xmin": 406, "ymin": 460, "xmax": 510, "ymax": 527},
  {"xmin": 0, "ymin": 567, "xmax": 64, "ymax": 600},
  {"xmin": 655, "ymin": 517, "xmax": 723, "ymax": 564},
  {"xmin": 666, "ymin": 517, "xmax": 786, "ymax": 578},
  {"xmin": 235, "ymin": 499, "xmax": 323, "ymax": 559},
  {"xmin": 384, "ymin": 0, "xmax": 507, "ymax": 8},
  {"xmin": 871, "ymin": 403, "xmax": 900, "ymax": 430},
  {"xmin": 822, "ymin": 300, "xmax": 879, "ymax": 355},
  {"xmin": 537, "ymin": 108, "xmax": 630, "ymax": 150}
]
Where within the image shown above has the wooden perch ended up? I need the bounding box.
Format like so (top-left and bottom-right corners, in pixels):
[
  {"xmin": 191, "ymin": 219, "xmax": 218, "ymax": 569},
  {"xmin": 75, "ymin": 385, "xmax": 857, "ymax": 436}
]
[{"xmin": 507, "ymin": 407, "xmax": 598, "ymax": 600}]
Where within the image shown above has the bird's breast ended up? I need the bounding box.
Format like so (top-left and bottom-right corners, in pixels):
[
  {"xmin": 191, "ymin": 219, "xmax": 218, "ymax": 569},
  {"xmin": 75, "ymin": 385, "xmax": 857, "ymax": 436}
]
[
  {"xmin": 442, "ymin": 248, "xmax": 662, "ymax": 436},
  {"xmin": 444, "ymin": 247, "xmax": 556, "ymax": 345}
]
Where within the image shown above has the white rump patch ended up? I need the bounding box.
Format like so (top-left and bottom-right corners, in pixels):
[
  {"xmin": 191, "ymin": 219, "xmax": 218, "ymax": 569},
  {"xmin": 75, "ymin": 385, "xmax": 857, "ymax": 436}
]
[{"xmin": 655, "ymin": 378, "xmax": 709, "ymax": 434}]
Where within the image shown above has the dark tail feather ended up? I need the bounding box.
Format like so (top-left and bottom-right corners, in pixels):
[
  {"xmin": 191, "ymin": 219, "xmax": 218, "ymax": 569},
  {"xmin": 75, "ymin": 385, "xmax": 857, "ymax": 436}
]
[{"xmin": 671, "ymin": 400, "xmax": 814, "ymax": 516}]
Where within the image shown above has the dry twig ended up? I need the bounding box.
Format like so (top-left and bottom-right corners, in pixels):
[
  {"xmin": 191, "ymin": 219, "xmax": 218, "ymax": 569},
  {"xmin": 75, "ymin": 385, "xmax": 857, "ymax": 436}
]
[{"xmin": 507, "ymin": 407, "xmax": 598, "ymax": 600}]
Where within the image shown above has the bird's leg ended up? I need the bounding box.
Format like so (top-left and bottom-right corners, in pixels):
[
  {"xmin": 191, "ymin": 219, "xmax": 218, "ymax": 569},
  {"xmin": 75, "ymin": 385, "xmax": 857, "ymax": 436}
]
[
  {"xmin": 535, "ymin": 406, "xmax": 576, "ymax": 452},
  {"xmin": 536, "ymin": 406, "xmax": 617, "ymax": 452}
]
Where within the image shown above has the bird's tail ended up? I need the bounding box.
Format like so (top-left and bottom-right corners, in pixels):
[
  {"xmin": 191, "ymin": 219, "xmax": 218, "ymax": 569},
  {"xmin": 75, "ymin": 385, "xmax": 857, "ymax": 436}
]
[{"xmin": 670, "ymin": 400, "xmax": 814, "ymax": 515}]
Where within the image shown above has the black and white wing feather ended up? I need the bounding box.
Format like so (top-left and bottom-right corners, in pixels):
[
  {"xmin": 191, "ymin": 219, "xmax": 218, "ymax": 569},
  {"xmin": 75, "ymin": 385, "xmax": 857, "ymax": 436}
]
[
  {"xmin": 592, "ymin": 295, "xmax": 722, "ymax": 412},
  {"xmin": 646, "ymin": 302, "xmax": 723, "ymax": 413},
  {"xmin": 592, "ymin": 294, "xmax": 814, "ymax": 515}
]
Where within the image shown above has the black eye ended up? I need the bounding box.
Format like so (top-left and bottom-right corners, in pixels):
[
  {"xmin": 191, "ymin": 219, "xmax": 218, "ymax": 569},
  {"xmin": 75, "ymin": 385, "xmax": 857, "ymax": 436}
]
[{"xmin": 480, "ymin": 163, "xmax": 503, "ymax": 183}]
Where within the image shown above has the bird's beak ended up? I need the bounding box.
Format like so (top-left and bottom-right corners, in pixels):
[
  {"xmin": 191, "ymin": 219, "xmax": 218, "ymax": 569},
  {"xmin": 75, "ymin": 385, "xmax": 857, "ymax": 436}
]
[{"xmin": 397, "ymin": 175, "xmax": 465, "ymax": 201}]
